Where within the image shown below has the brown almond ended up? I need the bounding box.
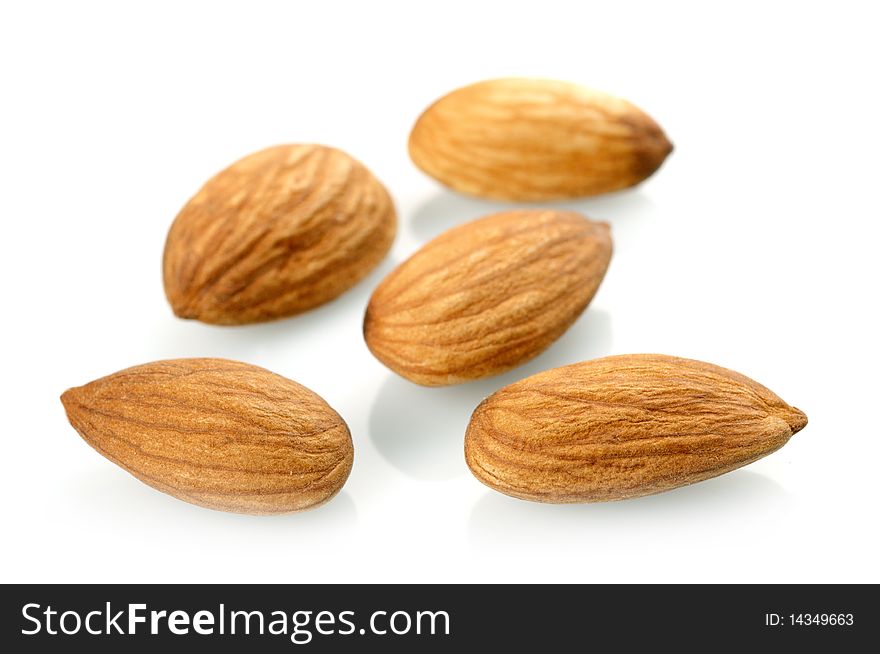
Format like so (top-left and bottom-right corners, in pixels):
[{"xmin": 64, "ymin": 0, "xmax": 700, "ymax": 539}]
[
  {"xmin": 61, "ymin": 358, "xmax": 353, "ymax": 515},
  {"xmin": 163, "ymin": 144, "xmax": 396, "ymax": 325},
  {"xmin": 408, "ymin": 78, "xmax": 672, "ymax": 201},
  {"xmin": 465, "ymin": 354, "xmax": 807, "ymax": 502},
  {"xmin": 364, "ymin": 209, "xmax": 612, "ymax": 386}
]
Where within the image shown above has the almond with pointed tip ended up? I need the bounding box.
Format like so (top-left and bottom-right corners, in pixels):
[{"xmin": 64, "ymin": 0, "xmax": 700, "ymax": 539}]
[
  {"xmin": 61, "ymin": 358, "xmax": 353, "ymax": 515},
  {"xmin": 408, "ymin": 78, "xmax": 672, "ymax": 201},
  {"xmin": 163, "ymin": 144, "xmax": 396, "ymax": 325},
  {"xmin": 465, "ymin": 354, "xmax": 807, "ymax": 502},
  {"xmin": 364, "ymin": 209, "xmax": 612, "ymax": 386}
]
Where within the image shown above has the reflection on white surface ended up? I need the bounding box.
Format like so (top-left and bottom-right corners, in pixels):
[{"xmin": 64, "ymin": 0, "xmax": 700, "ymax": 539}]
[
  {"xmin": 408, "ymin": 187, "xmax": 658, "ymax": 242},
  {"xmin": 142, "ymin": 255, "xmax": 400, "ymax": 365},
  {"xmin": 468, "ymin": 470, "xmax": 793, "ymax": 543},
  {"xmin": 65, "ymin": 464, "xmax": 358, "ymax": 530},
  {"xmin": 368, "ymin": 310, "xmax": 613, "ymax": 480}
]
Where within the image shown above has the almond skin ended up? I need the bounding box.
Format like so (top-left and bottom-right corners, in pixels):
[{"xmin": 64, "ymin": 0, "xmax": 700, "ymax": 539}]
[
  {"xmin": 61, "ymin": 358, "xmax": 353, "ymax": 515},
  {"xmin": 465, "ymin": 354, "xmax": 807, "ymax": 502},
  {"xmin": 163, "ymin": 144, "xmax": 396, "ymax": 325},
  {"xmin": 408, "ymin": 78, "xmax": 672, "ymax": 201},
  {"xmin": 364, "ymin": 209, "xmax": 612, "ymax": 386}
]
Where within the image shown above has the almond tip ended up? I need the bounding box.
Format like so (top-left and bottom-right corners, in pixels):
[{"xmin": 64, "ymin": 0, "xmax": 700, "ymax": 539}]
[
  {"xmin": 171, "ymin": 304, "xmax": 198, "ymax": 320},
  {"xmin": 60, "ymin": 387, "xmax": 77, "ymax": 411},
  {"xmin": 788, "ymin": 406, "xmax": 808, "ymax": 435}
]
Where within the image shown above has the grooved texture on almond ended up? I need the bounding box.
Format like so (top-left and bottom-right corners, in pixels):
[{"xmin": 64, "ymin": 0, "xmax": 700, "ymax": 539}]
[
  {"xmin": 61, "ymin": 358, "xmax": 353, "ymax": 515},
  {"xmin": 408, "ymin": 78, "xmax": 672, "ymax": 201},
  {"xmin": 465, "ymin": 354, "xmax": 807, "ymax": 503},
  {"xmin": 163, "ymin": 144, "xmax": 396, "ymax": 325},
  {"xmin": 364, "ymin": 209, "xmax": 612, "ymax": 386}
]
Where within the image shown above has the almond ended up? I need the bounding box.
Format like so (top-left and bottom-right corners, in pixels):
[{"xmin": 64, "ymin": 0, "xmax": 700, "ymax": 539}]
[
  {"xmin": 364, "ymin": 209, "xmax": 612, "ymax": 386},
  {"xmin": 408, "ymin": 78, "xmax": 672, "ymax": 201},
  {"xmin": 61, "ymin": 358, "xmax": 353, "ymax": 514},
  {"xmin": 163, "ymin": 144, "xmax": 396, "ymax": 325},
  {"xmin": 465, "ymin": 354, "xmax": 807, "ymax": 502}
]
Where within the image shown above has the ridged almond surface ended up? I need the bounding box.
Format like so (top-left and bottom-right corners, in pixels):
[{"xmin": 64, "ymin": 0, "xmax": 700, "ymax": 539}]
[
  {"xmin": 409, "ymin": 78, "xmax": 672, "ymax": 201},
  {"xmin": 364, "ymin": 209, "xmax": 612, "ymax": 386},
  {"xmin": 466, "ymin": 354, "xmax": 807, "ymax": 502},
  {"xmin": 163, "ymin": 144, "xmax": 396, "ymax": 325},
  {"xmin": 61, "ymin": 358, "xmax": 353, "ymax": 515}
]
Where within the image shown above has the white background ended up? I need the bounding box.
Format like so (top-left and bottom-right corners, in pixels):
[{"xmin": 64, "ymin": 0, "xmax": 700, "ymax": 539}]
[{"xmin": 2, "ymin": 0, "xmax": 878, "ymax": 583}]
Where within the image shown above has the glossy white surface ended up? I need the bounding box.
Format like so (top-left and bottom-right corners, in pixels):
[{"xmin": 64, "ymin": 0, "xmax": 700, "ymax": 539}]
[{"xmin": 1, "ymin": 0, "xmax": 877, "ymax": 583}]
